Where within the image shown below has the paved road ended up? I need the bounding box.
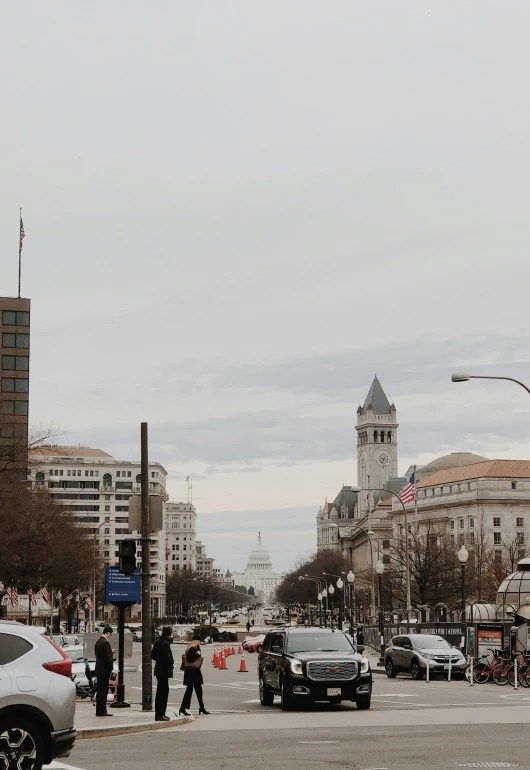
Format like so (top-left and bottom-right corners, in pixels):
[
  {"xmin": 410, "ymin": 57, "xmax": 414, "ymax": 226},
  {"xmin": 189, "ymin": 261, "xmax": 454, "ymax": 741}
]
[
  {"xmin": 108, "ymin": 643, "xmax": 530, "ymax": 715},
  {"xmin": 49, "ymin": 723, "xmax": 528, "ymax": 770}
]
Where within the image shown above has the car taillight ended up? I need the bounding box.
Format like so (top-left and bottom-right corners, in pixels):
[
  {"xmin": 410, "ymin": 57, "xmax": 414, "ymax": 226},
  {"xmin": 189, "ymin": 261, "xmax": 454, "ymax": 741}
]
[{"xmin": 43, "ymin": 635, "xmax": 73, "ymax": 677}]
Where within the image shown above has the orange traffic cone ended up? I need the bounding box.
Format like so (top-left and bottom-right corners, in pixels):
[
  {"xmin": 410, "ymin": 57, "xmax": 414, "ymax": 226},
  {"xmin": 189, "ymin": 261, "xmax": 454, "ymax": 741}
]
[
  {"xmin": 238, "ymin": 656, "xmax": 248, "ymax": 673},
  {"xmin": 238, "ymin": 646, "xmax": 243, "ymax": 654},
  {"xmin": 220, "ymin": 655, "xmax": 227, "ymax": 670},
  {"xmin": 231, "ymin": 646, "xmax": 236, "ymax": 655},
  {"xmin": 213, "ymin": 652, "xmax": 219, "ymax": 667}
]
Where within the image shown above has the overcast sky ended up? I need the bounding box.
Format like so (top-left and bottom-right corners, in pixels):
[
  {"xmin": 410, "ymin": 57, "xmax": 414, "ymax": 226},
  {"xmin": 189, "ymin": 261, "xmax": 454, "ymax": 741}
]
[{"xmin": 1, "ymin": 2, "xmax": 529, "ymax": 572}]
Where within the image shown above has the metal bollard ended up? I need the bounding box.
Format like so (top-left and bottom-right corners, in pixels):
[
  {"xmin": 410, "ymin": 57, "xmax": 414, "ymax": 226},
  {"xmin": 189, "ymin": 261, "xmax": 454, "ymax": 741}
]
[
  {"xmin": 469, "ymin": 657, "xmax": 474, "ymax": 687},
  {"xmin": 448, "ymin": 654, "xmax": 452, "ymax": 682},
  {"xmin": 426, "ymin": 659, "xmax": 430, "ymax": 683}
]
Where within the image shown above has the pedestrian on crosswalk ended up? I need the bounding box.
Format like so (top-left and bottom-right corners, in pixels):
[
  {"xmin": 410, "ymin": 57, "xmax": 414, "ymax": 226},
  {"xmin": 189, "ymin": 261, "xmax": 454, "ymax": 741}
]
[
  {"xmin": 179, "ymin": 640, "xmax": 210, "ymax": 716},
  {"xmin": 151, "ymin": 626, "xmax": 174, "ymax": 721}
]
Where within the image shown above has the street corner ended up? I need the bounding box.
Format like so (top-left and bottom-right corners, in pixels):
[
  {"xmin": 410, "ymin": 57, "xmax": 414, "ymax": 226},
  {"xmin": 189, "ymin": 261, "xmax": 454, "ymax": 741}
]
[{"xmin": 75, "ymin": 708, "xmax": 194, "ymax": 740}]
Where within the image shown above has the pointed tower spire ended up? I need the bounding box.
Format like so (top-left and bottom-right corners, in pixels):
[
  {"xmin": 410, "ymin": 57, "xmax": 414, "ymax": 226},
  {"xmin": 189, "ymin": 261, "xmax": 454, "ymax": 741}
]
[{"xmin": 361, "ymin": 376, "xmax": 392, "ymax": 415}]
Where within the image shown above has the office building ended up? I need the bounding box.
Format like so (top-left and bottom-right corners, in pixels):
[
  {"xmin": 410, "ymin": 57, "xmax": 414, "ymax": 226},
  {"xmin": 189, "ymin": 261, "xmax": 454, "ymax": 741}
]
[
  {"xmin": 29, "ymin": 445, "xmax": 168, "ymax": 617},
  {"xmin": 165, "ymin": 501, "xmax": 197, "ymax": 572}
]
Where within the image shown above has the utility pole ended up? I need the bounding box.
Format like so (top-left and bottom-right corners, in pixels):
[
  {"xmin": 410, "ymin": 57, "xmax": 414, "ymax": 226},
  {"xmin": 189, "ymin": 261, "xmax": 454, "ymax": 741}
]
[{"xmin": 141, "ymin": 422, "xmax": 152, "ymax": 711}]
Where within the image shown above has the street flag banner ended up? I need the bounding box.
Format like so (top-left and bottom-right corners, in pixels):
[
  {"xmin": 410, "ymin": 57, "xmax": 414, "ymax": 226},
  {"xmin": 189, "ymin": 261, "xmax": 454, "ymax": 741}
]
[
  {"xmin": 19, "ymin": 215, "xmax": 25, "ymax": 251},
  {"xmin": 400, "ymin": 472, "xmax": 416, "ymax": 504},
  {"xmin": 7, "ymin": 587, "xmax": 19, "ymax": 607},
  {"xmin": 65, "ymin": 593, "xmax": 74, "ymax": 606},
  {"xmin": 85, "ymin": 596, "xmax": 94, "ymax": 610},
  {"xmin": 40, "ymin": 587, "xmax": 51, "ymax": 606},
  {"xmin": 29, "ymin": 589, "xmax": 38, "ymax": 607}
]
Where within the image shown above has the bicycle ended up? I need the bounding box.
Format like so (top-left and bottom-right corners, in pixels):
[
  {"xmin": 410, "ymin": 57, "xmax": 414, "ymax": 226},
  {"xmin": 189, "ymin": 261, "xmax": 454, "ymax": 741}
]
[{"xmin": 472, "ymin": 648, "xmax": 507, "ymax": 684}]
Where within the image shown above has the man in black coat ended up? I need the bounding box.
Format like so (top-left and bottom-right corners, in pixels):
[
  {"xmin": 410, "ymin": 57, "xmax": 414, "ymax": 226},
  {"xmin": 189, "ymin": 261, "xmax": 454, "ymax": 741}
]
[
  {"xmin": 94, "ymin": 626, "xmax": 115, "ymax": 717},
  {"xmin": 151, "ymin": 626, "xmax": 174, "ymax": 721}
]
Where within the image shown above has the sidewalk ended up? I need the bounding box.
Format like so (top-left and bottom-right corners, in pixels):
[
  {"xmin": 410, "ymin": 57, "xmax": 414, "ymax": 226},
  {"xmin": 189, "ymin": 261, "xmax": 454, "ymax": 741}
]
[{"xmin": 74, "ymin": 701, "xmax": 193, "ymax": 739}]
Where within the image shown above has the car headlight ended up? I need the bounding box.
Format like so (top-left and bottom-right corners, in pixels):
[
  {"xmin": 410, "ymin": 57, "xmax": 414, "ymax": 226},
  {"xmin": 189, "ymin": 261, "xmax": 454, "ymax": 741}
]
[
  {"xmin": 360, "ymin": 657, "xmax": 370, "ymax": 673},
  {"xmin": 422, "ymin": 653, "xmax": 436, "ymax": 659},
  {"xmin": 290, "ymin": 659, "xmax": 303, "ymax": 675}
]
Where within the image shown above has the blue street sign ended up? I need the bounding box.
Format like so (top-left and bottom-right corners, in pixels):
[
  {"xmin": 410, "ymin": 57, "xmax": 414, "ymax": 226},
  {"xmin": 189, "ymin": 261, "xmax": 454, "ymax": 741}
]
[
  {"xmin": 105, "ymin": 567, "xmax": 141, "ymax": 604},
  {"xmin": 71, "ymin": 618, "xmax": 78, "ymax": 628}
]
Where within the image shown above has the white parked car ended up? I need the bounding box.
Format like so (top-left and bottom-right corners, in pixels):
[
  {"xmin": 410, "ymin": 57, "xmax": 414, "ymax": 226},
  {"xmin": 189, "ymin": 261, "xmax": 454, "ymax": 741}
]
[{"xmin": 0, "ymin": 621, "xmax": 76, "ymax": 769}]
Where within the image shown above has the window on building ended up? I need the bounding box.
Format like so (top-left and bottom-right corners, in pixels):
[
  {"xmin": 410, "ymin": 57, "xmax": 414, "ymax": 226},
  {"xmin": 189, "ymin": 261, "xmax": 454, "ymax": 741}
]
[
  {"xmin": 105, "ymin": 505, "xmax": 110, "ymax": 512},
  {"xmin": 1, "ymin": 377, "xmax": 29, "ymax": 393},
  {"xmin": 517, "ymin": 532, "xmax": 525, "ymax": 545},
  {"xmin": 493, "ymin": 517, "xmax": 501, "ymax": 528},
  {"xmin": 1, "ymin": 400, "xmax": 28, "ymax": 416},
  {"xmin": 512, "ymin": 481, "xmax": 517, "ymax": 490},
  {"xmin": 517, "ymin": 518, "xmax": 524, "ymax": 528},
  {"xmin": 2, "ymin": 310, "xmax": 30, "ymax": 327},
  {"xmin": 2, "ymin": 332, "xmax": 30, "ymax": 348},
  {"xmin": 105, "ymin": 495, "xmax": 110, "ymax": 501},
  {"xmin": 115, "ymin": 506, "xmax": 129, "ymax": 512},
  {"xmin": 494, "ymin": 532, "xmax": 502, "ymax": 545},
  {"xmin": 469, "ymin": 518, "xmax": 474, "ymax": 529},
  {"xmin": 450, "ymin": 534, "xmax": 455, "ymax": 546},
  {"xmin": 104, "ymin": 528, "xmax": 110, "ymax": 535},
  {"xmin": 104, "ymin": 551, "xmax": 110, "ymax": 557},
  {"xmin": 459, "ymin": 519, "xmax": 464, "ymax": 530},
  {"xmin": 104, "ymin": 539, "xmax": 110, "ymax": 545},
  {"xmin": 117, "ymin": 471, "xmax": 121, "ymax": 477},
  {"xmin": 495, "ymin": 550, "xmax": 502, "ymax": 563},
  {"xmin": 450, "ymin": 520, "xmax": 455, "ymax": 530},
  {"xmin": 1, "ymin": 355, "xmax": 29, "ymax": 371},
  {"xmin": 469, "ymin": 532, "xmax": 475, "ymax": 545},
  {"xmin": 518, "ymin": 549, "xmax": 526, "ymax": 560}
]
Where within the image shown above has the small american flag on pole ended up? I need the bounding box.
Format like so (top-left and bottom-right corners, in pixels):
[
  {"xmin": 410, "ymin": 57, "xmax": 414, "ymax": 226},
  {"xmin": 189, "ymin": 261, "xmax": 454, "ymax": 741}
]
[
  {"xmin": 7, "ymin": 587, "xmax": 19, "ymax": 607},
  {"xmin": 85, "ymin": 597, "xmax": 94, "ymax": 610},
  {"xmin": 65, "ymin": 593, "xmax": 74, "ymax": 606},
  {"xmin": 40, "ymin": 588, "xmax": 51, "ymax": 606},
  {"xmin": 400, "ymin": 471, "xmax": 416, "ymax": 504},
  {"xmin": 29, "ymin": 589, "xmax": 38, "ymax": 607},
  {"xmin": 19, "ymin": 215, "xmax": 25, "ymax": 251}
]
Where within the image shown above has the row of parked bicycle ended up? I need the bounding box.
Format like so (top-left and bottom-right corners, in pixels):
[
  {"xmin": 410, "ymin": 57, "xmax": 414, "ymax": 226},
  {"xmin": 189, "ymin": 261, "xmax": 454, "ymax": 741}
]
[{"xmin": 470, "ymin": 648, "xmax": 530, "ymax": 686}]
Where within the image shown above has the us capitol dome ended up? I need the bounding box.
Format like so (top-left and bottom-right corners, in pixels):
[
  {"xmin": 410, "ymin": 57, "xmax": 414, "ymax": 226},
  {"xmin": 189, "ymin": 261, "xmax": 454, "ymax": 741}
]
[{"xmin": 231, "ymin": 532, "xmax": 284, "ymax": 602}]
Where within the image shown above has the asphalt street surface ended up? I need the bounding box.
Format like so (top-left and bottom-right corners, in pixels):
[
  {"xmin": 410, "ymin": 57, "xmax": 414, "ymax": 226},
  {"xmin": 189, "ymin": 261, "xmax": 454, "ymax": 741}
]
[{"xmin": 48, "ymin": 644, "xmax": 530, "ymax": 770}]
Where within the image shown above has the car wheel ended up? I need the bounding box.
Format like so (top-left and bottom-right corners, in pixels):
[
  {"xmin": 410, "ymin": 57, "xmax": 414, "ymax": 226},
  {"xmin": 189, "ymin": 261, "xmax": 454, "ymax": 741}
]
[
  {"xmin": 259, "ymin": 674, "xmax": 274, "ymax": 707},
  {"xmin": 411, "ymin": 659, "xmax": 424, "ymax": 680},
  {"xmin": 385, "ymin": 658, "xmax": 397, "ymax": 678},
  {"xmin": 0, "ymin": 717, "xmax": 45, "ymax": 770},
  {"xmin": 257, "ymin": 645, "xmax": 263, "ymax": 653},
  {"xmin": 280, "ymin": 676, "xmax": 293, "ymax": 711},
  {"xmin": 356, "ymin": 694, "xmax": 371, "ymax": 710}
]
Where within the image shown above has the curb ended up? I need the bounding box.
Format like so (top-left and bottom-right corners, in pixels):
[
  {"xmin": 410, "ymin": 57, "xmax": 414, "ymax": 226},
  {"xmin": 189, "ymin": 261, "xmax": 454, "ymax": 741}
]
[{"xmin": 76, "ymin": 714, "xmax": 193, "ymax": 740}]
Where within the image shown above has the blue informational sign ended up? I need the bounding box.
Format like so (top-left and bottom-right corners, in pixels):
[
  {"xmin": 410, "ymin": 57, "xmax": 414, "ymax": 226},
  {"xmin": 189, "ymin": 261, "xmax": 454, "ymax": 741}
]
[
  {"xmin": 105, "ymin": 567, "xmax": 141, "ymax": 604},
  {"xmin": 71, "ymin": 618, "xmax": 78, "ymax": 628}
]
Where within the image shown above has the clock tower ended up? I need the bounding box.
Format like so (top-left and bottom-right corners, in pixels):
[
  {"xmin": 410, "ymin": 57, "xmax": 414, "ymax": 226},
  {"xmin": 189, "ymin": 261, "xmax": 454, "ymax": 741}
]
[{"xmin": 356, "ymin": 376, "xmax": 398, "ymax": 515}]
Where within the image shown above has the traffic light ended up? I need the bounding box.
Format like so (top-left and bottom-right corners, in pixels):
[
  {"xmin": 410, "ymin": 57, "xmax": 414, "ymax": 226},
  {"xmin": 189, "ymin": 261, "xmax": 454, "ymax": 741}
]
[{"xmin": 118, "ymin": 539, "xmax": 136, "ymax": 575}]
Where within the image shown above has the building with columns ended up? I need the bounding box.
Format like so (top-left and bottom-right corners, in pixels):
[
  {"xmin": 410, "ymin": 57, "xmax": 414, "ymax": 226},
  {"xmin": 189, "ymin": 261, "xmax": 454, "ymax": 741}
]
[{"xmin": 232, "ymin": 533, "xmax": 284, "ymax": 602}]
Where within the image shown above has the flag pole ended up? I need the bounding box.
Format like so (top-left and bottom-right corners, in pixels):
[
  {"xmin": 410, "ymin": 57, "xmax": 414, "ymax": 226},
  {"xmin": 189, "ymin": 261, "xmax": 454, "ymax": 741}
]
[
  {"xmin": 18, "ymin": 208, "xmax": 22, "ymax": 298},
  {"xmin": 413, "ymin": 464, "xmax": 418, "ymax": 527}
]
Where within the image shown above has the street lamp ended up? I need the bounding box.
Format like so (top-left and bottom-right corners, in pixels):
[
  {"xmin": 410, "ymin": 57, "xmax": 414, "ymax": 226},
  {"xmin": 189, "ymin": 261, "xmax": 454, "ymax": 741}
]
[
  {"xmin": 457, "ymin": 545, "xmax": 469, "ymax": 623},
  {"xmin": 328, "ymin": 584, "xmax": 335, "ymax": 629},
  {"xmin": 56, "ymin": 590, "xmax": 62, "ymax": 632},
  {"xmin": 346, "ymin": 570, "xmax": 355, "ymax": 631},
  {"xmin": 375, "ymin": 559, "xmax": 385, "ymax": 665},
  {"xmin": 93, "ymin": 519, "xmax": 116, "ymax": 632},
  {"xmin": 451, "ymin": 372, "xmax": 530, "ymax": 395},
  {"xmin": 322, "ymin": 587, "xmax": 328, "ymax": 628},
  {"xmin": 300, "ymin": 576, "xmax": 324, "ymax": 626}
]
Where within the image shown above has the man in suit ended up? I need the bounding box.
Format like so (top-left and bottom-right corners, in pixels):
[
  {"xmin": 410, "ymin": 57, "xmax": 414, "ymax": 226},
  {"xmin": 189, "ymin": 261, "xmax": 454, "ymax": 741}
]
[
  {"xmin": 151, "ymin": 626, "xmax": 174, "ymax": 721},
  {"xmin": 95, "ymin": 626, "xmax": 115, "ymax": 717}
]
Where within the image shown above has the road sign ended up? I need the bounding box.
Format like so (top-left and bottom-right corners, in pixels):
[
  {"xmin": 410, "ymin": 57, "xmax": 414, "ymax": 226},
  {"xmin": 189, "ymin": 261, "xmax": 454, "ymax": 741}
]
[{"xmin": 105, "ymin": 567, "xmax": 141, "ymax": 604}]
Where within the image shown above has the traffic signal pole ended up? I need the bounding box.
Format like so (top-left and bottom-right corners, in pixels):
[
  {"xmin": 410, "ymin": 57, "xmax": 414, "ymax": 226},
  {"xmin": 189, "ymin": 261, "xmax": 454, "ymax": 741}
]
[{"xmin": 140, "ymin": 422, "xmax": 153, "ymax": 711}]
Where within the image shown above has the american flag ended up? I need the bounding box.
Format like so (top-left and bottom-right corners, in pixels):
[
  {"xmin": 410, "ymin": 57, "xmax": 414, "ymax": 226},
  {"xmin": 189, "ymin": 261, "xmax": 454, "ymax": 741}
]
[
  {"xmin": 6, "ymin": 587, "xmax": 19, "ymax": 607},
  {"xmin": 29, "ymin": 589, "xmax": 38, "ymax": 607},
  {"xmin": 40, "ymin": 588, "xmax": 51, "ymax": 606},
  {"xmin": 19, "ymin": 216, "xmax": 25, "ymax": 252},
  {"xmin": 85, "ymin": 597, "xmax": 94, "ymax": 610},
  {"xmin": 65, "ymin": 592, "xmax": 74, "ymax": 606},
  {"xmin": 400, "ymin": 472, "xmax": 416, "ymax": 504}
]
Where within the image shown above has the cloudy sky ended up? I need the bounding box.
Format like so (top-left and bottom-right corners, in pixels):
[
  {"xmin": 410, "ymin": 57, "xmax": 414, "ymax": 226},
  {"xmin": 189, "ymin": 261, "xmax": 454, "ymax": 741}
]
[{"xmin": 1, "ymin": 2, "xmax": 529, "ymax": 572}]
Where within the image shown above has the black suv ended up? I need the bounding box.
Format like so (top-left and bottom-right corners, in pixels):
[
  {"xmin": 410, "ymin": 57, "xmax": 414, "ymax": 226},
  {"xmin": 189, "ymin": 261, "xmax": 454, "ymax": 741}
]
[{"xmin": 258, "ymin": 627, "xmax": 372, "ymax": 710}]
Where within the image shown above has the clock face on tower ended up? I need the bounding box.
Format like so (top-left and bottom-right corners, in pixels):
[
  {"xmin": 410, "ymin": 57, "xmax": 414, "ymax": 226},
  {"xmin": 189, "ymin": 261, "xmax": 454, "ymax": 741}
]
[{"xmin": 378, "ymin": 452, "xmax": 390, "ymax": 467}]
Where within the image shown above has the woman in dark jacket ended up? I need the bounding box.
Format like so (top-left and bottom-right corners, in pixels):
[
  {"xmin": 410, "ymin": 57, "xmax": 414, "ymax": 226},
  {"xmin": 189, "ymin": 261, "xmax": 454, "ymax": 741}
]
[{"xmin": 179, "ymin": 640, "xmax": 210, "ymax": 716}]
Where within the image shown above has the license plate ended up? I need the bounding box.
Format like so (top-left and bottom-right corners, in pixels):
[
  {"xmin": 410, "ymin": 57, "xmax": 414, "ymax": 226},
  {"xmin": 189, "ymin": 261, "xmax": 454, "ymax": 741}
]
[
  {"xmin": 327, "ymin": 688, "xmax": 341, "ymax": 697},
  {"xmin": 444, "ymin": 664, "xmax": 452, "ymax": 670}
]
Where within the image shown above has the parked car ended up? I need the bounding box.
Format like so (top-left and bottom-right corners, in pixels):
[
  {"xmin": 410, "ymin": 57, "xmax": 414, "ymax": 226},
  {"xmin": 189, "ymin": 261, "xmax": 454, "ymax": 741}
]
[
  {"xmin": 384, "ymin": 634, "xmax": 467, "ymax": 680},
  {"xmin": 243, "ymin": 634, "xmax": 266, "ymax": 653},
  {"xmin": 133, "ymin": 630, "xmax": 142, "ymax": 642},
  {"xmin": 0, "ymin": 620, "xmax": 76, "ymax": 770},
  {"xmin": 258, "ymin": 627, "xmax": 371, "ymax": 710}
]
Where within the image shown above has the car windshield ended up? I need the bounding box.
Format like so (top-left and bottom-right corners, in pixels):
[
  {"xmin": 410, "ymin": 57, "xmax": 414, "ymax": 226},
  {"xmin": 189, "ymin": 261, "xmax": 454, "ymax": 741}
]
[
  {"xmin": 287, "ymin": 633, "xmax": 354, "ymax": 653},
  {"xmin": 413, "ymin": 636, "xmax": 451, "ymax": 650}
]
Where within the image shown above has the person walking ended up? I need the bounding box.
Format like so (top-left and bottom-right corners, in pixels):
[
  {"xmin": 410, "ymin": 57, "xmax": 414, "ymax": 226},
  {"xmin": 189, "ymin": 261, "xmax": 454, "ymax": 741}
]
[
  {"xmin": 179, "ymin": 640, "xmax": 209, "ymax": 716},
  {"xmin": 94, "ymin": 626, "xmax": 115, "ymax": 717},
  {"xmin": 151, "ymin": 626, "xmax": 174, "ymax": 722},
  {"xmin": 246, "ymin": 620, "xmax": 251, "ymax": 633}
]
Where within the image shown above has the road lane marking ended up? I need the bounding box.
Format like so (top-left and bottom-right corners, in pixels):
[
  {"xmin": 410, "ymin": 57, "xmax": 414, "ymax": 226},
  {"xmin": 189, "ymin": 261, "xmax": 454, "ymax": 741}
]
[{"xmin": 298, "ymin": 740, "xmax": 338, "ymax": 744}]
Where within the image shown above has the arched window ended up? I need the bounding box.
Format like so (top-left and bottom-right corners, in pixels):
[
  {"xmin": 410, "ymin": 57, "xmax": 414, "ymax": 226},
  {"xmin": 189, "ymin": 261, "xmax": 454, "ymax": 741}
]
[
  {"xmin": 103, "ymin": 473, "xmax": 112, "ymax": 485},
  {"xmin": 136, "ymin": 474, "xmax": 142, "ymax": 484},
  {"xmin": 387, "ymin": 431, "xmax": 391, "ymax": 443},
  {"xmin": 374, "ymin": 431, "xmax": 378, "ymax": 442},
  {"xmin": 36, "ymin": 471, "xmax": 45, "ymax": 481},
  {"xmin": 380, "ymin": 431, "xmax": 385, "ymax": 443}
]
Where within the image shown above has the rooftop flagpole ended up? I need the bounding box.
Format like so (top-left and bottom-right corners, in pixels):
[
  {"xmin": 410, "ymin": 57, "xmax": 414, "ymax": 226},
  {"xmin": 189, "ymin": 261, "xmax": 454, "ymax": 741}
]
[
  {"xmin": 413, "ymin": 465, "xmax": 418, "ymax": 528},
  {"xmin": 18, "ymin": 208, "xmax": 25, "ymax": 298}
]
